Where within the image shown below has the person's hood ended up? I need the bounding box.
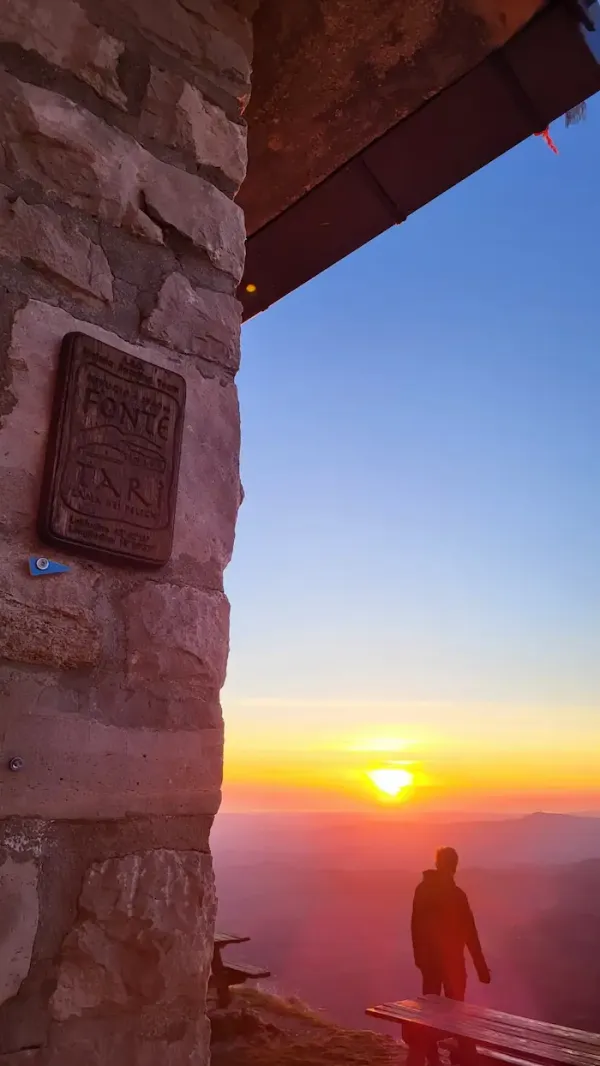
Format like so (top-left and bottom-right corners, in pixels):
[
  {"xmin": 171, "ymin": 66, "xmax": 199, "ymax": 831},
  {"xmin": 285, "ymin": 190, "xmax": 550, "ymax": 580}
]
[{"xmin": 419, "ymin": 868, "xmax": 456, "ymax": 895}]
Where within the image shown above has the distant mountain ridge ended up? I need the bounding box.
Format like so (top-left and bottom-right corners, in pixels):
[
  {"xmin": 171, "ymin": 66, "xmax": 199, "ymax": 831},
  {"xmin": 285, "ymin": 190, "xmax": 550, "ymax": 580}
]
[{"xmin": 213, "ymin": 810, "xmax": 600, "ymax": 869}]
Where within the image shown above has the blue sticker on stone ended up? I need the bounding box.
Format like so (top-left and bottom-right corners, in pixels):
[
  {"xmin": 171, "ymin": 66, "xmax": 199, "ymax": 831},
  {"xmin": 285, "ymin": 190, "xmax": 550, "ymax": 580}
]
[{"xmin": 29, "ymin": 556, "xmax": 71, "ymax": 576}]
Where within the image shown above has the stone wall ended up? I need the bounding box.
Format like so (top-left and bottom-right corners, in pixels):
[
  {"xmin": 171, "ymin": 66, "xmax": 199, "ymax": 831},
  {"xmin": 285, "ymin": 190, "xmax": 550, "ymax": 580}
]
[{"xmin": 0, "ymin": 1, "xmax": 253, "ymax": 1061}]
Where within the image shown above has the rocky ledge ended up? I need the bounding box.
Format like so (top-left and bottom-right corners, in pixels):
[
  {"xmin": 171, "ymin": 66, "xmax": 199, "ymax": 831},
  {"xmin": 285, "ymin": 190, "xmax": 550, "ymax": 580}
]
[{"xmin": 210, "ymin": 989, "xmax": 403, "ymax": 1066}]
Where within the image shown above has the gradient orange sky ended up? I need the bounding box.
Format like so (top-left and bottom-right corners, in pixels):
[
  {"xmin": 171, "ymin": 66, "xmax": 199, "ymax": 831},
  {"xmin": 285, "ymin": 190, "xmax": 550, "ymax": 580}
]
[{"xmin": 221, "ymin": 694, "xmax": 600, "ymax": 813}]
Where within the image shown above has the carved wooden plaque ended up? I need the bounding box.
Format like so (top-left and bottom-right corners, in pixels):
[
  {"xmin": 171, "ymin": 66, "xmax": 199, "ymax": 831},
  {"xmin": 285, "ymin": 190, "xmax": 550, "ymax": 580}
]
[{"xmin": 39, "ymin": 333, "xmax": 186, "ymax": 567}]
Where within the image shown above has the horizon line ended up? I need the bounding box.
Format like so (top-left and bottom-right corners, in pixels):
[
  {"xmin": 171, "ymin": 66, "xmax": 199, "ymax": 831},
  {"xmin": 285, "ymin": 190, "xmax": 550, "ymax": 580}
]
[{"xmin": 217, "ymin": 807, "xmax": 600, "ymax": 818}]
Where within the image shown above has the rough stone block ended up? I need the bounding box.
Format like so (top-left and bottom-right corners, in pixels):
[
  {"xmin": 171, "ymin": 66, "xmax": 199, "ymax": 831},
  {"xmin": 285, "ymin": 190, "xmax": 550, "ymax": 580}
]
[
  {"xmin": 143, "ymin": 272, "xmax": 241, "ymax": 369},
  {"xmin": 140, "ymin": 69, "xmax": 247, "ymax": 191},
  {"xmin": 0, "ymin": 1054, "xmax": 41, "ymax": 1064},
  {"xmin": 45, "ymin": 1018, "xmax": 210, "ymax": 1066},
  {"xmin": 178, "ymin": 0, "xmax": 253, "ymax": 60},
  {"xmin": 0, "ymin": 191, "xmax": 113, "ymax": 302},
  {"xmin": 51, "ymin": 849, "xmax": 215, "ymax": 1020},
  {"xmin": 0, "ymin": 667, "xmax": 223, "ymax": 733},
  {"xmin": 0, "ymin": 534, "xmax": 105, "ymax": 670},
  {"xmin": 0, "ymin": 71, "xmax": 158, "ymax": 239},
  {"xmin": 117, "ymin": 0, "xmax": 251, "ymax": 100},
  {"xmin": 0, "ymin": 712, "xmax": 223, "ymax": 818},
  {"xmin": 1, "ymin": 0, "xmax": 127, "ymax": 108},
  {"xmin": 143, "ymin": 160, "xmax": 245, "ymax": 280},
  {"xmin": 0, "ymin": 858, "xmax": 39, "ymax": 1007},
  {"xmin": 0, "ymin": 591, "xmax": 101, "ymax": 669},
  {"xmin": 124, "ymin": 582, "xmax": 230, "ymax": 696},
  {"xmin": 0, "ymin": 71, "xmax": 245, "ymax": 278},
  {"xmin": 1, "ymin": 301, "xmax": 241, "ymax": 576},
  {"xmin": 222, "ymin": 0, "xmax": 262, "ymax": 15}
]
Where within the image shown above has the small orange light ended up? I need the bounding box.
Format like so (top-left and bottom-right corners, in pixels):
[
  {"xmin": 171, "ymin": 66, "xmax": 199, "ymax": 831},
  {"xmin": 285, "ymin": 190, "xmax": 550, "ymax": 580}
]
[{"xmin": 245, "ymin": 283, "xmax": 257, "ymax": 293}]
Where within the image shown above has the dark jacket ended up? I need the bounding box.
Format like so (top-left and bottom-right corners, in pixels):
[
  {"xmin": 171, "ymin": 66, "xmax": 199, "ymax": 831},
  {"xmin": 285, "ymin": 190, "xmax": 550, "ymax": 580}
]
[{"xmin": 411, "ymin": 869, "xmax": 488, "ymax": 977}]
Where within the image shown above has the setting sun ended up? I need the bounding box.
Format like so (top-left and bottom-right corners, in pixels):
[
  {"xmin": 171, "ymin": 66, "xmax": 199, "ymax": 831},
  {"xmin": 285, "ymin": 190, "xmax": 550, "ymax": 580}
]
[{"xmin": 367, "ymin": 767, "xmax": 414, "ymax": 798}]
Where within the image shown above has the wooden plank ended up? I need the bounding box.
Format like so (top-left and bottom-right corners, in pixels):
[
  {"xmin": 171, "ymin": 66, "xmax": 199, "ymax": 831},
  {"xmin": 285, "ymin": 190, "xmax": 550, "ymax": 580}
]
[
  {"xmin": 445, "ymin": 1002, "xmax": 600, "ymax": 1050},
  {"xmin": 209, "ymin": 956, "xmax": 270, "ymax": 1009},
  {"xmin": 429, "ymin": 1002, "xmax": 600, "ymax": 1062},
  {"xmin": 480, "ymin": 1052, "xmax": 541, "ymax": 1066},
  {"xmin": 417, "ymin": 997, "xmax": 600, "ymax": 1057},
  {"xmin": 367, "ymin": 1002, "xmax": 600, "ymax": 1066},
  {"xmin": 214, "ymin": 932, "xmax": 251, "ymax": 946},
  {"xmin": 224, "ymin": 963, "xmax": 271, "ymax": 980},
  {"xmin": 369, "ymin": 998, "xmax": 600, "ymax": 1050},
  {"xmin": 366, "ymin": 1001, "xmax": 600, "ymax": 1066}
]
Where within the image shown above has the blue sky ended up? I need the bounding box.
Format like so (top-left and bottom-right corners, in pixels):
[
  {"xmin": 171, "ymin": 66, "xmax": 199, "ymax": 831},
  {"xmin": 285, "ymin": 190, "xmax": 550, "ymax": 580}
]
[{"xmin": 222, "ymin": 96, "xmax": 600, "ymax": 806}]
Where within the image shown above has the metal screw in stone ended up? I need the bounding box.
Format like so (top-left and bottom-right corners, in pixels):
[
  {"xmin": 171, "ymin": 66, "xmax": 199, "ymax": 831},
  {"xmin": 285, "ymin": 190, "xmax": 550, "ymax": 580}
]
[
  {"xmin": 8, "ymin": 757, "xmax": 24, "ymax": 772},
  {"xmin": 36, "ymin": 557, "xmax": 50, "ymax": 571}
]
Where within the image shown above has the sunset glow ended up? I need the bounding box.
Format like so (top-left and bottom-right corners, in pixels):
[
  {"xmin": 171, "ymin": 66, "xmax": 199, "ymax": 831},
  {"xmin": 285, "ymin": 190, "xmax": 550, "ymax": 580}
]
[
  {"xmin": 367, "ymin": 767, "xmax": 414, "ymax": 798},
  {"xmin": 221, "ymin": 694, "xmax": 600, "ymax": 813}
]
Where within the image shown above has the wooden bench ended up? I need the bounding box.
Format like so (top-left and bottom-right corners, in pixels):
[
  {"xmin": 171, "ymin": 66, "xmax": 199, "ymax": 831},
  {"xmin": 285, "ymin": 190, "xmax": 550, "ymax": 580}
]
[
  {"xmin": 210, "ymin": 931, "xmax": 271, "ymax": 1008},
  {"xmin": 366, "ymin": 996, "xmax": 600, "ymax": 1066}
]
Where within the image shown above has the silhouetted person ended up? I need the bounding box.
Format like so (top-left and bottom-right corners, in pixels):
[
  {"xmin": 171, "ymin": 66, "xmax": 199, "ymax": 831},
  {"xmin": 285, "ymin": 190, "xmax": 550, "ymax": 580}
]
[
  {"xmin": 409, "ymin": 848, "xmax": 491, "ymax": 1065},
  {"xmin": 412, "ymin": 847, "xmax": 490, "ymax": 999}
]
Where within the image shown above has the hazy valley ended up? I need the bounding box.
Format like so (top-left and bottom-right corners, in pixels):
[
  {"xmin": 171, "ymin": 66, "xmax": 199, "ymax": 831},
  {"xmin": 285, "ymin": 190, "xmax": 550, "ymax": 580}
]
[{"xmin": 213, "ymin": 812, "xmax": 600, "ymax": 1034}]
